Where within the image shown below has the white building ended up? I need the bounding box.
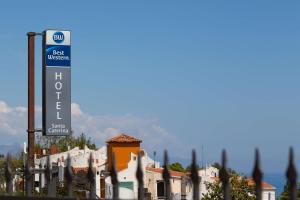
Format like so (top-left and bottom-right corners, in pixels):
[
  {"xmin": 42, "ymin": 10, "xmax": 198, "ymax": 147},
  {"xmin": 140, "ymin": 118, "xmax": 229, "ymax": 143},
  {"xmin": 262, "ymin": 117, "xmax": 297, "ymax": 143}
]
[
  {"xmin": 198, "ymin": 166, "xmax": 219, "ymax": 199},
  {"xmin": 195, "ymin": 166, "xmax": 276, "ymax": 200},
  {"xmin": 34, "ymin": 141, "xmax": 160, "ymax": 199},
  {"xmin": 106, "ymin": 150, "xmax": 160, "ymax": 199},
  {"xmin": 33, "ymin": 134, "xmax": 276, "ymax": 200},
  {"xmin": 248, "ymin": 179, "xmax": 276, "ymax": 200},
  {"xmin": 35, "ymin": 145, "xmax": 107, "ymax": 197},
  {"xmin": 145, "ymin": 166, "xmax": 188, "ymax": 200}
]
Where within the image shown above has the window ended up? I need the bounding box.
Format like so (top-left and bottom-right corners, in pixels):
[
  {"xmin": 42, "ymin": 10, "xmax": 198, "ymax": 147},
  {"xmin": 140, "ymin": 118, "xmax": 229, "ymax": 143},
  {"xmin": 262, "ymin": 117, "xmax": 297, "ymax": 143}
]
[
  {"xmin": 268, "ymin": 192, "xmax": 271, "ymax": 200},
  {"xmin": 34, "ymin": 181, "xmax": 39, "ymax": 187}
]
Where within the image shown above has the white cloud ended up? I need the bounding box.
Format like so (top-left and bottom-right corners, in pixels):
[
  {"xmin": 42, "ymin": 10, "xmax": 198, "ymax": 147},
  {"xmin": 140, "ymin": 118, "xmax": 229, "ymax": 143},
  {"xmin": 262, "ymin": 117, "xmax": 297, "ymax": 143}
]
[
  {"xmin": 0, "ymin": 101, "xmax": 12, "ymax": 113},
  {"xmin": 0, "ymin": 101, "xmax": 26, "ymax": 136},
  {"xmin": 70, "ymin": 104, "xmax": 187, "ymax": 154},
  {"xmin": 0, "ymin": 100, "xmax": 187, "ymax": 157},
  {"xmin": 71, "ymin": 103, "xmax": 83, "ymax": 116}
]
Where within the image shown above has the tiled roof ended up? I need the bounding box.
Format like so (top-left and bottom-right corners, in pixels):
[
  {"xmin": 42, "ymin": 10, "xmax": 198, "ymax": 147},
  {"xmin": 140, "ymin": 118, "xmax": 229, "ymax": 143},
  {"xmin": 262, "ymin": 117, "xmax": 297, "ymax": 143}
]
[
  {"xmin": 72, "ymin": 167, "xmax": 88, "ymax": 174},
  {"xmin": 211, "ymin": 177, "xmax": 276, "ymax": 190},
  {"xmin": 146, "ymin": 167, "xmax": 185, "ymax": 178},
  {"xmin": 106, "ymin": 133, "xmax": 142, "ymax": 143},
  {"xmin": 247, "ymin": 179, "xmax": 276, "ymax": 190},
  {"xmin": 210, "ymin": 177, "xmax": 219, "ymax": 181}
]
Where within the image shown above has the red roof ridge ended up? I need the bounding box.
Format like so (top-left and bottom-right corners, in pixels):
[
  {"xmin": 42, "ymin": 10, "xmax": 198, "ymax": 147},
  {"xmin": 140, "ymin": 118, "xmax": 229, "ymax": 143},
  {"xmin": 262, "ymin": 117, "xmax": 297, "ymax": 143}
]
[
  {"xmin": 106, "ymin": 133, "xmax": 142, "ymax": 143},
  {"xmin": 210, "ymin": 177, "xmax": 276, "ymax": 190},
  {"xmin": 72, "ymin": 167, "xmax": 89, "ymax": 174},
  {"xmin": 146, "ymin": 167, "xmax": 186, "ymax": 177},
  {"xmin": 247, "ymin": 178, "xmax": 276, "ymax": 190}
]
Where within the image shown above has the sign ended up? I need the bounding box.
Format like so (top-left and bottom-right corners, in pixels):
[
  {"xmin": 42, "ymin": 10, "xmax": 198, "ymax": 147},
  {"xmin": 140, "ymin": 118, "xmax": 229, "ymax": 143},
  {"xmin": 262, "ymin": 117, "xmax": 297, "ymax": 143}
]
[{"xmin": 43, "ymin": 30, "xmax": 71, "ymax": 136}]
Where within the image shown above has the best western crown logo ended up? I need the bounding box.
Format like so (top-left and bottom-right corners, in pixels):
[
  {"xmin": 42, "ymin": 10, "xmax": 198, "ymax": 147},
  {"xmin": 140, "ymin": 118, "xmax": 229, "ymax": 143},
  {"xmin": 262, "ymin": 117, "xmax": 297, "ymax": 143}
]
[
  {"xmin": 53, "ymin": 31, "xmax": 65, "ymax": 44},
  {"xmin": 45, "ymin": 30, "xmax": 71, "ymax": 67}
]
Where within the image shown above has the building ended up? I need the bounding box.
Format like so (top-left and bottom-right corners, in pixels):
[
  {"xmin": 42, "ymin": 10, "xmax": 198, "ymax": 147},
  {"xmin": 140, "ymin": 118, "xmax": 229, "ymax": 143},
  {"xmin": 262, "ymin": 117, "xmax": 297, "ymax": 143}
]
[
  {"xmin": 247, "ymin": 179, "xmax": 276, "ymax": 200},
  {"xmin": 196, "ymin": 166, "xmax": 276, "ymax": 200},
  {"xmin": 198, "ymin": 166, "xmax": 219, "ymax": 199},
  {"xmin": 35, "ymin": 145, "xmax": 107, "ymax": 197},
  {"xmin": 35, "ymin": 133, "xmax": 159, "ymax": 199},
  {"xmin": 145, "ymin": 167, "xmax": 189, "ymax": 200},
  {"xmin": 106, "ymin": 134, "xmax": 142, "ymax": 171},
  {"xmin": 105, "ymin": 134, "xmax": 159, "ymax": 199},
  {"xmin": 34, "ymin": 134, "xmax": 276, "ymax": 200}
]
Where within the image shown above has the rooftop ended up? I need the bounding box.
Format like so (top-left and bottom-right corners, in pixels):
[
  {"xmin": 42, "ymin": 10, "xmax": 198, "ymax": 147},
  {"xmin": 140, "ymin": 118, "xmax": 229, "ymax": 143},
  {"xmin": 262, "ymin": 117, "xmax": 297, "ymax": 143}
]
[
  {"xmin": 247, "ymin": 178, "xmax": 276, "ymax": 190},
  {"xmin": 211, "ymin": 177, "xmax": 276, "ymax": 190},
  {"xmin": 106, "ymin": 133, "xmax": 142, "ymax": 143},
  {"xmin": 146, "ymin": 167, "xmax": 186, "ymax": 178}
]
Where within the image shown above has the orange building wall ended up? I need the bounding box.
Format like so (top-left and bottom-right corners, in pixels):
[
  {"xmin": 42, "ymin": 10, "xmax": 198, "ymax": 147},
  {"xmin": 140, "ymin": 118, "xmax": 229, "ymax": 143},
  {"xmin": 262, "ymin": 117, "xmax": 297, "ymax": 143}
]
[{"xmin": 107, "ymin": 142, "xmax": 140, "ymax": 171}]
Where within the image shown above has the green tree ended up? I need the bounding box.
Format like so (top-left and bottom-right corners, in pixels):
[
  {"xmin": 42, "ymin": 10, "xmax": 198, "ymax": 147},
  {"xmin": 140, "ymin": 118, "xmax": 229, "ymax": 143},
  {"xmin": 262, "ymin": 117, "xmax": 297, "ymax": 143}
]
[
  {"xmin": 212, "ymin": 162, "xmax": 221, "ymax": 170},
  {"xmin": 0, "ymin": 152, "xmax": 24, "ymax": 170},
  {"xmin": 212, "ymin": 162, "xmax": 239, "ymax": 176},
  {"xmin": 168, "ymin": 162, "xmax": 186, "ymax": 172},
  {"xmin": 74, "ymin": 133, "xmax": 96, "ymax": 150},
  {"xmin": 0, "ymin": 152, "xmax": 25, "ymax": 193},
  {"xmin": 36, "ymin": 132, "xmax": 96, "ymax": 152},
  {"xmin": 202, "ymin": 173, "xmax": 256, "ymax": 200},
  {"xmin": 185, "ymin": 163, "xmax": 200, "ymax": 172},
  {"xmin": 279, "ymin": 181, "xmax": 300, "ymax": 200}
]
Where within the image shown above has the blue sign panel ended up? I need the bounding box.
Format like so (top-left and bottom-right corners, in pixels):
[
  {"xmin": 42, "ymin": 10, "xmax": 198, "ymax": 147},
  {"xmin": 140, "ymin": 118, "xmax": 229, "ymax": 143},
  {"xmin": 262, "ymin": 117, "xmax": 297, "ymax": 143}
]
[{"xmin": 46, "ymin": 45, "xmax": 71, "ymax": 67}]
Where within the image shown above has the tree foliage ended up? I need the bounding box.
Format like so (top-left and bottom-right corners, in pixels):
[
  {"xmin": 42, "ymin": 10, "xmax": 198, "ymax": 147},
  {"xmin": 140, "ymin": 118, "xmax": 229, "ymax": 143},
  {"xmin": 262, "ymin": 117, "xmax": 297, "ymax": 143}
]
[
  {"xmin": 202, "ymin": 173, "xmax": 256, "ymax": 200},
  {"xmin": 0, "ymin": 153, "xmax": 24, "ymax": 193},
  {"xmin": 0, "ymin": 152, "xmax": 24, "ymax": 170},
  {"xmin": 212, "ymin": 162, "xmax": 239, "ymax": 175},
  {"xmin": 279, "ymin": 181, "xmax": 300, "ymax": 200},
  {"xmin": 185, "ymin": 163, "xmax": 200, "ymax": 172},
  {"xmin": 168, "ymin": 162, "xmax": 186, "ymax": 172},
  {"xmin": 36, "ymin": 132, "xmax": 96, "ymax": 152},
  {"xmin": 212, "ymin": 162, "xmax": 221, "ymax": 170}
]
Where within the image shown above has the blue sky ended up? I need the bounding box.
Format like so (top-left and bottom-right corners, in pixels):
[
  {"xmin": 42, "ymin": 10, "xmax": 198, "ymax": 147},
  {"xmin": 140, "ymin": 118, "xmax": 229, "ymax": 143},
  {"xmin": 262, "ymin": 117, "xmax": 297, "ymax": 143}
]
[{"xmin": 0, "ymin": 1, "xmax": 299, "ymax": 173}]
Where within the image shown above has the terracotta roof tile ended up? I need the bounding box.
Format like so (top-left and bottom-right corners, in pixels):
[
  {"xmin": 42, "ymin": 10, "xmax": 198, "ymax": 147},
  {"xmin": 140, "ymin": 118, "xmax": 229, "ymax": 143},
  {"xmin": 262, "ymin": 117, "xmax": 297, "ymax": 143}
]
[
  {"xmin": 146, "ymin": 167, "xmax": 185, "ymax": 177},
  {"xmin": 211, "ymin": 177, "xmax": 275, "ymax": 190},
  {"xmin": 106, "ymin": 134, "xmax": 142, "ymax": 143},
  {"xmin": 72, "ymin": 167, "xmax": 88, "ymax": 174},
  {"xmin": 247, "ymin": 179, "xmax": 276, "ymax": 190},
  {"xmin": 211, "ymin": 177, "xmax": 219, "ymax": 181}
]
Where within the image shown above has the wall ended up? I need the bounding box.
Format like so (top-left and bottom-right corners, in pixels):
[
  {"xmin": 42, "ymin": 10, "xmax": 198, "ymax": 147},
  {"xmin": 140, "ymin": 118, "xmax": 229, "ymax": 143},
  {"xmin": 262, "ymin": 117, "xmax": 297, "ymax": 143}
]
[
  {"xmin": 35, "ymin": 145, "xmax": 107, "ymax": 195},
  {"xmin": 145, "ymin": 169, "xmax": 183, "ymax": 198},
  {"xmin": 262, "ymin": 190, "xmax": 276, "ymax": 200},
  {"xmin": 107, "ymin": 142, "xmax": 140, "ymax": 171}
]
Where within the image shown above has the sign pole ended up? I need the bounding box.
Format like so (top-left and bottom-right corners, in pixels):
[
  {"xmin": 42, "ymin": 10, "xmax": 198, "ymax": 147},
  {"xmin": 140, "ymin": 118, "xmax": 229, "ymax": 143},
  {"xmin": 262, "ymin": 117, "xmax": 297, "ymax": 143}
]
[{"xmin": 27, "ymin": 32, "xmax": 35, "ymax": 190}]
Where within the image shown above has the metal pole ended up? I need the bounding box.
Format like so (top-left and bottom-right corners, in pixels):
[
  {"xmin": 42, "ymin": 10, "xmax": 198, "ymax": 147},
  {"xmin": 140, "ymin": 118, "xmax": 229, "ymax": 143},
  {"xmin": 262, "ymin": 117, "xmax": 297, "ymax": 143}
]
[{"xmin": 27, "ymin": 32, "xmax": 35, "ymax": 192}]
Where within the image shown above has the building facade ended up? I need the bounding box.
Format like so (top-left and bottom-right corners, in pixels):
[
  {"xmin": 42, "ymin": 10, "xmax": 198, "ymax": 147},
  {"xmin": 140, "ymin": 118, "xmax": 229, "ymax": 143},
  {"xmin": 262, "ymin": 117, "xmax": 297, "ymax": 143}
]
[{"xmin": 34, "ymin": 134, "xmax": 276, "ymax": 199}]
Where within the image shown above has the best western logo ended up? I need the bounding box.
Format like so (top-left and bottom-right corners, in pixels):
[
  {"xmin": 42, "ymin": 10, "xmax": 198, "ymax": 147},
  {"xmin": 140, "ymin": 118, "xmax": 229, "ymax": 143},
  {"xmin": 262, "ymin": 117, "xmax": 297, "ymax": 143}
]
[
  {"xmin": 46, "ymin": 45, "xmax": 71, "ymax": 66},
  {"xmin": 53, "ymin": 31, "xmax": 65, "ymax": 44}
]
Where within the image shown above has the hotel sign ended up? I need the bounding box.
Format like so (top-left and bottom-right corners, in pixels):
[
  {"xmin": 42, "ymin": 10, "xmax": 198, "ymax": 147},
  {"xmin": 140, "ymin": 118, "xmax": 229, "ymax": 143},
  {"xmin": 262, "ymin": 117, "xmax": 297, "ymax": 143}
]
[{"xmin": 43, "ymin": 30, "xmax": 71, "ymax": 136}]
